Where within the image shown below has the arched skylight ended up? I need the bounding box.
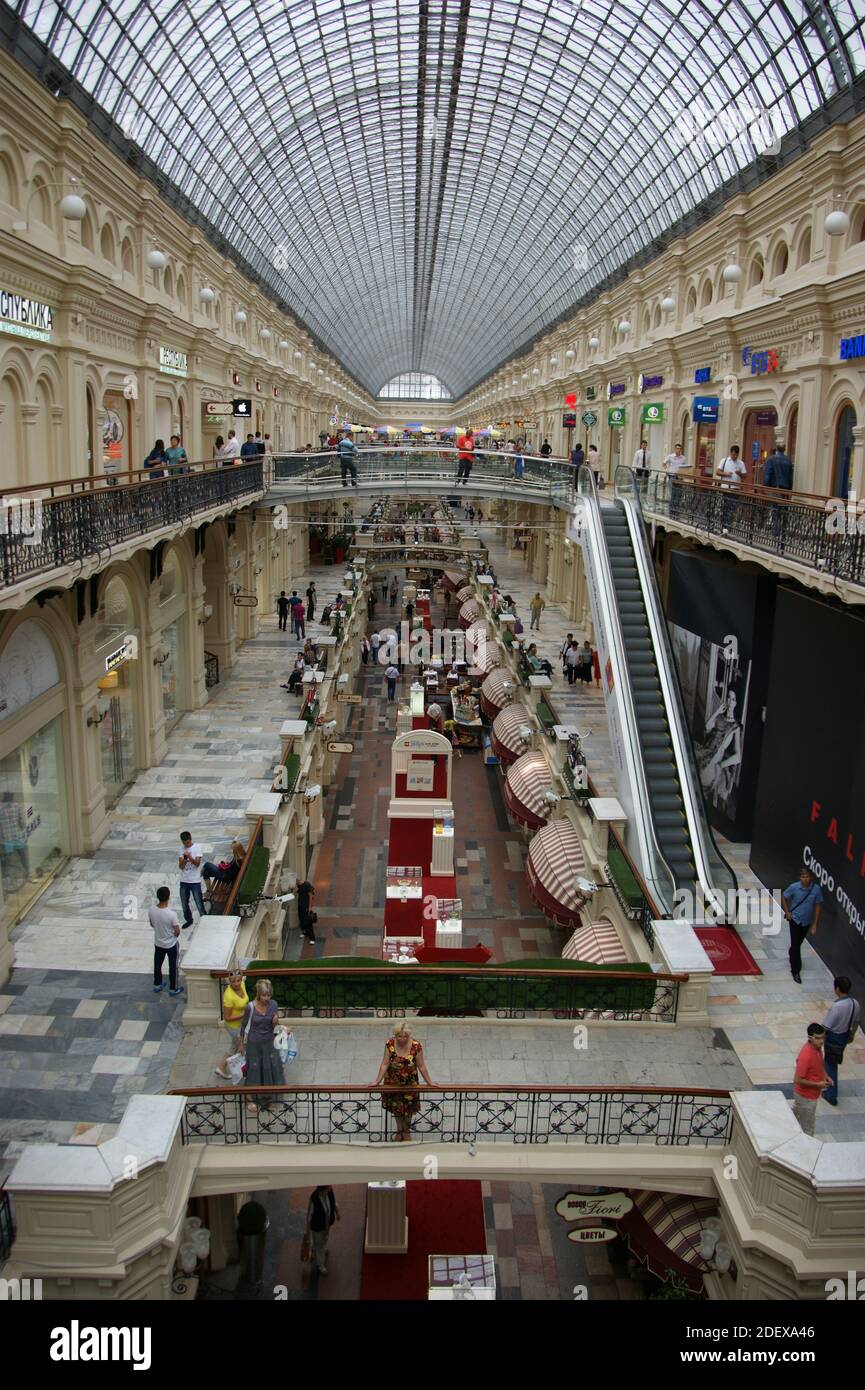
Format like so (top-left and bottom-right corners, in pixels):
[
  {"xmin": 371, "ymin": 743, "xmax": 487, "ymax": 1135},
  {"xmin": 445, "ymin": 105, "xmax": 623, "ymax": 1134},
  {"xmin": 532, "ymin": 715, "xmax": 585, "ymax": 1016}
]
[
  {"xmin": 378, "ymin": 373, "xmax": 452, "ymax": 400},
  {"xmin": 11, "ymin": 0, "xmax": 863, "ymax": 396}
]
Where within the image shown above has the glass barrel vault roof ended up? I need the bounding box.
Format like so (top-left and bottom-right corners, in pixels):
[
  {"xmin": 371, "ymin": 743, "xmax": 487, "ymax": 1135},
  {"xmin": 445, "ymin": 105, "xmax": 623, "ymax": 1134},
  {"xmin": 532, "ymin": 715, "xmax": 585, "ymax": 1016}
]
[{"xmin": 13, "ymin": 0, "xmax": 865, "ymax": 397}]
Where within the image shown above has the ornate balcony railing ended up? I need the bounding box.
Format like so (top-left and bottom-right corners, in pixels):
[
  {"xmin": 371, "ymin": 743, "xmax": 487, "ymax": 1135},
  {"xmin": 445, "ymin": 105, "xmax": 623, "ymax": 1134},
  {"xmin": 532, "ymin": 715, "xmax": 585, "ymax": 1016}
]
[
  {"xmin": 639, "ymin": 469, "xmax": 865, "ymax": 587},
  {"xmin": 170, "ymin": 1084, "xmax": 734, "ymax": 1147},
  {"xmin": 0, "ymin": 460, "xmax": 264, "ymax": 589},
  {"xmin": 211, "ymin": 964, "xmax": 682, "ymax": 1022}
]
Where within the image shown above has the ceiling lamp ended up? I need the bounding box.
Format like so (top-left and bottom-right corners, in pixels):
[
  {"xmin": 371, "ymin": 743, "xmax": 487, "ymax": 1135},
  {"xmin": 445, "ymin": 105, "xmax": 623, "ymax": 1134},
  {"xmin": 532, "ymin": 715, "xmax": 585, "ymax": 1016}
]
[
  {"xmin": 146, "ymin": 248, "xmax": 167, "ymax": 270},
  {"xmin": 199, "ymin": 286, "xmax": 215, "ymax": 303},
  {"xmin": 59, "ymin": 193, "xmax": 86, "ymax": 221},
  {"xmin": 722, "ymin": 262, "xmax": 743, "ymax": 284},
  {"xmin": 617, "ymin": 318, "xmax": 631, "ymax": 333},
  {"xmin": 588, "ymin": 335, "xmax": 600, "ymax": 348},
  {"xmin": 235, "ymin": 309, "xmax": 247, "ymax": 324},
  {"xmin": 660, "ymin": 294, "xmax": 676, "ymax": 313}
]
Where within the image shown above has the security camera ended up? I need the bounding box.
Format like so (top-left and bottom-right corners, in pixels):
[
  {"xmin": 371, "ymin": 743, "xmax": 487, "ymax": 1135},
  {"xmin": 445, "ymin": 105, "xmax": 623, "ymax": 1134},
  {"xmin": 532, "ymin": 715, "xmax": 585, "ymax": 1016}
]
[
  {"xmin": 323, "ymin": 719, "xmax": 337, "ymax": 733},
  {"xmin": 543, "ymin": 789, "xmax": 561, "ymax": 807},
  {"xmin": 304, "ymin": 784, "xmax": 322, "ymax": 802},
  {"xmin": 276, "ymin": 892, "xmax": 295, "ymax": 904},
  {"xmin": 519, "ymin": 724, "xmax": 533, "ymax": 741}
]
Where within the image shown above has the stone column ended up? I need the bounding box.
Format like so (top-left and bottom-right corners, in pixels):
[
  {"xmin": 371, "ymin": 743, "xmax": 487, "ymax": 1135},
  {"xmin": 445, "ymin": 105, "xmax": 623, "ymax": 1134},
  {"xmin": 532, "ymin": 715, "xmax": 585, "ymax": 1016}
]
[{"xmin": 850, "ymin": 424, "xmax": 865, "ymax": 500}]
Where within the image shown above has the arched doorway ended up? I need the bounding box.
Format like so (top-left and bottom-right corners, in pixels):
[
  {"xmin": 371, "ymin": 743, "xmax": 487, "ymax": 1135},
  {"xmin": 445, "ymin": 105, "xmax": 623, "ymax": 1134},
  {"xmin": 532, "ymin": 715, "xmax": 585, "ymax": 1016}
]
[
  {"xmin": 95, "ymin": 575, "xmax": 140, "ymax": 806},
  {"xmin": 832, "ymin": 404, "xmax": 856, "ymax": 499},
  {"xmin": 742, "ymin": 407, "xmax": 778, "ymax": 484},
  {"xmin": 786, "ymin": 405, "xmax": 798, "ymax": 466}
]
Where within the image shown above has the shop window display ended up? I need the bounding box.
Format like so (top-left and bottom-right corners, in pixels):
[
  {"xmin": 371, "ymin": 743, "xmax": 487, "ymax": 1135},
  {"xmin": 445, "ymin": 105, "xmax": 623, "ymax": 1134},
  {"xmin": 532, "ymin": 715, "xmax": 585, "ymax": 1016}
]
[{"xmin": 0, "ymin": 716, "xmax": 66, "ymax": 922}]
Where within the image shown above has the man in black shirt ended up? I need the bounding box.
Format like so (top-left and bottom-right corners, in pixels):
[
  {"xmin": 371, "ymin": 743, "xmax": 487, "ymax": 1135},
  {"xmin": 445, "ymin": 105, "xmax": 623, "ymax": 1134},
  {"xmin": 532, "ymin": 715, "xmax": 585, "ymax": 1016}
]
[
  {"xmin": 277, "ymin": 591, "xmax": 290, "ymax": 632},
  {"xmin": 296, "ymin": 879, "xmax": 316, "ymax": 942}
]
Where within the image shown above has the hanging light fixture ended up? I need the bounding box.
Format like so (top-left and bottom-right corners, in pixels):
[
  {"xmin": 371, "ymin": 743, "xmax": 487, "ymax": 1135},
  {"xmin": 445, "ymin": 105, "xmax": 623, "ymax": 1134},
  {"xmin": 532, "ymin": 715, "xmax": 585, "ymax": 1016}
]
[
  {"xmin": 824, "ymin": 196, "xmax": 851, "ymax": 237},
  {"xmin": 260, "ymin": 327, "xmax": 272, "ymax": 339},
  {"xmin": 146, "ymin": 248, "xmax": 167, "ymax": 270},
  {"xmin": 722, "ymin": 260, "xmax": 743, "ymax": 284},
  {"xmin": 199, "ymin": 286, "xmax": 215, "ymax": 303},
  {"xmin": 565, "ymin": 347, "xmax": 575, "ymax": 359},
  {"xmin": 235, "ymin": 309, "xmax": 247, "ymax": 324},
  {"xmin": 660, "ymin": 294, "xmax": 676, "ymax": 313},
  {"xmin": 279, "ymin": 339, "xmax": 290, "ymax": 349},
  {"xmin": 59, "ymin": 193, "xmax": 86, "ymax": 221},
  {"xmin": 617, "ymin": 318, "xmax": 631, "ymax": 333}
]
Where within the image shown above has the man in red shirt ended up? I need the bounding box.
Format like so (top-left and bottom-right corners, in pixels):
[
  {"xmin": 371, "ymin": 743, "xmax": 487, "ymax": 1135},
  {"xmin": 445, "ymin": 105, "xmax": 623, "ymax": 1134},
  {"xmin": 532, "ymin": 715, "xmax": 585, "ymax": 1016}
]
[
  {"xmin": 456, "ymin": 429, "xmax": 474, "ymax": 485},
  {"xmin": 792, "ymin": 1023, "xmax": 831, "ymax": 1135}
]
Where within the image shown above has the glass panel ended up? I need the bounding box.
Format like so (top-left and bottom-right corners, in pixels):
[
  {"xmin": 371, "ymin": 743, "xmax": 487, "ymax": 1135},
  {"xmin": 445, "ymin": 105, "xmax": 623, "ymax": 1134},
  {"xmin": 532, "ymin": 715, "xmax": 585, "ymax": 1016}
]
[{"xmin": 0, "ymin": 714, "xmax": 67, "ymax": 924}]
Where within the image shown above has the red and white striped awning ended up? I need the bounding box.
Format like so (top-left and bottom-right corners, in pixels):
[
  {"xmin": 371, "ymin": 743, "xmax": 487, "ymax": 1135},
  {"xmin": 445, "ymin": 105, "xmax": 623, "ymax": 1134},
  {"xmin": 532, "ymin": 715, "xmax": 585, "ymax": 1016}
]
[
  {"xmin": 491, "ymin": 705, "xmax": 533, "ymax": 766},
  {"xmin": 479, "ymin": 668, "xmax": 516, "ymax": 720},
  {"xmin": 456, "ymin": 585, "xmax": 475, "ymax": 602},
  {"xmin": 443, "ymin": 571, "xmax": 464, "ymax": 592},
  {"xmin": 469, "ymin": 648, "xmax": 501, "ymax": 678},
  {"xmin": 503, "ymin": 752, "xmax": 553, "ymax": 829},
  {"xmin": 526, "ymin": 818, "xmax": 587, "ymax": 927},
  {"xmin": 458, "ymin": 598, "xmax": 482, "ymax": 628},
  {"xmin": 562, "ymin": 918, "xmax": 627, "ymax": 964},
  {"xmin": 464, "ymin": 620, "xmax": 490, "ymax": 644},
  {"xmin": 619, "ymin": 1191, "xmax": 718, "ymax": 1294}
]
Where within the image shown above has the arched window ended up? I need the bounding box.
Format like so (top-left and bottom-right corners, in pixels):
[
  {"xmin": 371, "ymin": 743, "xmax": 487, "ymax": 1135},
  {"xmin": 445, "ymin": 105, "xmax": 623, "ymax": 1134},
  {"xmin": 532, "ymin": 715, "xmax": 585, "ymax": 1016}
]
[
  {"xmin": 121, "ymin": 236, "xmax": 135, "ymax": 277},
  {"xmin": 685, "ymin": 286, "xmax": 697, "ymax": 316},
  {"xmin": 0, "ymin": 153, "xmax": 18, "ymax": 208},
  {"xmin": 700, "ymin": 280, "xmax": 713, "ymax": 308},
  {"xmin": 163, "ymin": 264, "xmax": 174, "ymax": 298},
  {"xmin": 100, "ymin": 222, "xmax": 116, "ymax": 264},
  {"xmin": 748, "ymin": 255, "xmax": 764, "ymax": 288},
  {"xmin": 80, "ymin": 208, "xmax": 95, "ymax": 253},
  {"xmin": 795, "ymin": 228, "xmax": 811, "ymax": 268},
  {"xmin": 0, "ymin": 371, "xmax": 24, "ymax": 486},
  {"xmin": 377, "ymin": 373, "xmax": 452, "ymax": 400},
  {"xmin": 30, "ymin": 175, "xmax": 52, "ymax": 228},
  {"xmin": 852, "ymin": 209, "xmax": 865, "ymax": 245},
  {"xmin": 652, "ymin": 304, "xmax": 661, "ymax": 329},
  {"xmin": 772, "ymin": 243, "xmax": 789, "ymax": 278},
  {"xmin": 176, "ymin": 273, "xmax": 186, "ymax": 306}
]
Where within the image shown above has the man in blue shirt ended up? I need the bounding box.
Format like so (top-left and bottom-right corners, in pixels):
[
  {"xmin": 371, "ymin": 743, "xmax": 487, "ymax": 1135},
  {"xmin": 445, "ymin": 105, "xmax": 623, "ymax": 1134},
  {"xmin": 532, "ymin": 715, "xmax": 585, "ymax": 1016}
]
[
  {"xmin": 240, "ymin": 434, "xmax": 258, "ymax": 459},
  {"xmin": 762, "ymin": 447, "xmax": 793, "ymax": 490},
  {"xmin": 338, "ymin": 431, "xmax": 358, "ymax": 488},
  {"xmin": 781, "ymin": 868, "xmax": 823, "ymax": 983}
]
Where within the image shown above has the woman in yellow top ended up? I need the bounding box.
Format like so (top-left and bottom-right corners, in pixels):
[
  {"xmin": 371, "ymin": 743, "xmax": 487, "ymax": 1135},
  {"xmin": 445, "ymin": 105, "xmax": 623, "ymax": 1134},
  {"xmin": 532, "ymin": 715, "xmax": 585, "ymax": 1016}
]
[{"xmin": 215, "ymin": 969, "xmax": 248, "ymax": 1079}]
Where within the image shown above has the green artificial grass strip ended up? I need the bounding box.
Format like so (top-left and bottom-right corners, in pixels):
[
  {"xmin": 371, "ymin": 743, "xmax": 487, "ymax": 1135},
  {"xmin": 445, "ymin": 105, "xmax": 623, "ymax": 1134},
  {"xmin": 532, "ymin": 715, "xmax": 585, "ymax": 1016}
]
[
  {"xmin": 236, "ymin": 846, "xmax": 270, "ymax": 906},
  {"xmin": 607, "ymin": 847, "xmax": 645, "ymax": 910}
]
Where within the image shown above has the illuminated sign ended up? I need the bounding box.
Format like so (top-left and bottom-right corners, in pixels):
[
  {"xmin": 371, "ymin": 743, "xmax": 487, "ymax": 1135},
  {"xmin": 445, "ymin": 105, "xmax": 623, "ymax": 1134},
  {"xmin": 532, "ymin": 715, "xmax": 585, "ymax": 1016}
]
[
  {"xmin": 105, "ymin": 636, "xmax": 138, "ymax": 672},
  {"xmin": 637, "ymin": 373, "xmax": 663, "ymax": 392},
  {"xmin": 562, "ymin": 411, "xmax": 577, "ymax": 429},
  {"xmin": 0, "ymin": 292, "xmax": 53, "ymax": 342},
  {"xmin": 694, "ymin": 367, "xmax": 712, "ymax": 384},
  {"xmin": 606, "ymin": 382, "xmax": 626, "ymax": 398},
  {"xmin": 839, "ymin": 335, "xmax": 865, "ymax": 361},
  {"xmin": 641, "ymin": 402, "xmax": 664, "ymax": 424},
  {"xmin": 693, "ymin": 396, "xmax": 719, "ymax": 423},
  {"xmin": 741, "ymin": 345, "xmax": 779, "ymax": 375},
  {"xmin": 607, "ymin": 406, "xmax": 626, "ymax": 426},
  {"xmin": 158, "ymin": 345, "xmax": 187, "ymax": 377}
]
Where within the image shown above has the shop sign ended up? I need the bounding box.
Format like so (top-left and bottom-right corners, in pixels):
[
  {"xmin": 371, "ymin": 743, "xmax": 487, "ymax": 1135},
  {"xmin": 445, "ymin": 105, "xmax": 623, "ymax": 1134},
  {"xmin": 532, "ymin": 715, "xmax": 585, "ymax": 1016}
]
[
  {"xmin": 564, "ymin": 392, "xmax": 577, "ymax": 407},
  {"xmin": 694, "ymin": 366, "xmax": 711, "ymax": 384},
  {"xmin": 0, "ymin": 291, "xmax": 53, "ymax": 342},
  {"xmin": 337, "ymin": 692, "xmax": 362, "ymax": 704},
  {"xmin": 608, "ymin": 406, "xmax": 626, "ymax": 426},
  {"xmin": 567, "ymin": 1226, "xmax": 618, "ymax": 1244},
  {"xmin": 397, "ymin": 731, "xmax": 447, "ymax": 753},
  {"xmin": 641, "ymin": 402, "xmax": 664, "ymax": 424},
  {"xmin": 693, "ymin": 396, "xmax": 719, "ymax": 423},
  {"xmin": 755, "ymin": 409, "xmax": 778, "ymax": 426},
  {"xmin": 556, "ymin": 1191, "xmax": 634, "ymax": 1221},
  {"xmin": 205, "ymin": 400, "xmax": 233, "ymax": 416},
  {"xmin": 637, "ymin": 373, "xmax": 663, "ymax": 392},
  {"xmin": 585, "ymin": 386, "xmax": 596, "ymax": 400},
  {"xmin": 232, "ymin": 398, "xmax": 252, "ymax": 419},
  {"xmin": 105, "ymin": 636, "xmax": 137, "ymax": 673},
  {"xmin": 562, "ymin": 412, "xmax": 577, "ymax": 429},
  {"xmin": 158, "ymin": 345, "xmax": 187, "ymax": 377},
  {"xmin": 606, "ymin": 382, "xmax": 626, "ymax": 398},
  {"xmin": 581, "ymin": 410, "xmax": 597, "ymax": 427},
  {"xmin": 741, "ymin": 345, "xmax": 779, "ymax": 375},
  {"xmin": 327, "ymin": 740, "xmax": 353, "ymax": 754},
  {"xmin": 839, "ymin": 334, "xmax": 865, "ymax": 361}
]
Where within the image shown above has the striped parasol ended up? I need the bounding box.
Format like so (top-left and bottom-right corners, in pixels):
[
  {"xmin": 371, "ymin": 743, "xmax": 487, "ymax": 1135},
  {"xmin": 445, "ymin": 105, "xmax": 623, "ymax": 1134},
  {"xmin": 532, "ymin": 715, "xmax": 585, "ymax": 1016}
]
[
  {"xmin": 456, "ymin": 585, "xmax": 474, "ymax": 602},
  {"xmin": 619, "ymin": 1191, "xmax": 718, "ymax": 1293},
  {"xmin": 491, "ymin": 705, "xmax": 534, "ymax": 766},
  {"xmin": 458, "ymin": 598, "xmax": 481, "ymax": 628},
  {"xmin": 479, "ymin": 668, "xmax": 516, "ymax": 720},
  {"xmin": 503, "ymin": 752, "xmax": 554, "ymax": 829},
  {"xmin": 526, "ymin": 818, "xmax": 587, "ymax": 926},
  {"xmin": 561, "ymin": 917, "xmax": 627, "ymax": 964}
]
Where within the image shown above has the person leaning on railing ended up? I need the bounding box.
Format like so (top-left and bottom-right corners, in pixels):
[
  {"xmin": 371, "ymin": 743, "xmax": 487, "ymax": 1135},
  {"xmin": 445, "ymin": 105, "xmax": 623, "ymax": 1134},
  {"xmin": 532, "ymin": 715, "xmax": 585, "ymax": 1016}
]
[{"xmin": 144, "ymin": 438, "xmax": 168, "ymax": 480}]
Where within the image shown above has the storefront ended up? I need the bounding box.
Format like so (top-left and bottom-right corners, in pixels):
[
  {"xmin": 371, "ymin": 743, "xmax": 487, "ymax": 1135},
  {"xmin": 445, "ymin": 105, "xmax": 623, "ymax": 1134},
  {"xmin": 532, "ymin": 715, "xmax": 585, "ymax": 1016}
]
[
  {"xmin": 607, "ymin": 397, "xmax": 626, "ymax": 475},
  {"xmin": 742, "ymin": 408, "xmax": 778, "ymax": 483},
  {"xmin": 101, "ymin": 388, "xmax": 133, "ymax": 480},
  {"xmin": 692, "ymin": 396, "xmax": 719, "ymax": 476},
  {"xmin": 0, "ymin": 620, "xmax": 68, "ymax": 923},
  {"xmin": 95, "ymin": 577, "xmax": 139, "ymax": 808},
  {"xmin": 640, "ymin": 400, "xmax": 665, "ymax": 468},
  {"xmin": 833, "ymin": 402, "xmax": 856, "ymax": 498}
]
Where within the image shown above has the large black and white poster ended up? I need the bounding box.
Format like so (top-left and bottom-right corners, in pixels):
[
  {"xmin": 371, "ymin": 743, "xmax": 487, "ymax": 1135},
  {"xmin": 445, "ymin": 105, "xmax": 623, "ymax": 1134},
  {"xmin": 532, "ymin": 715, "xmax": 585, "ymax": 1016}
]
[
  {"xmin": 665, "ymin": 550, "xmax": 775, "ymax": 841},
  {"xmin": 751, "ymin": 588, "xmax": 865, "ymax": 993}
]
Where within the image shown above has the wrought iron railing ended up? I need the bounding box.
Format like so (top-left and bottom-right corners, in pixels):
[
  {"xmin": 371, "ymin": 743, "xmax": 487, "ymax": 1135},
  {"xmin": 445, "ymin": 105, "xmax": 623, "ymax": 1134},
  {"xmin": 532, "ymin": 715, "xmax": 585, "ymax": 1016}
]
[
  {"xmin": 640, "ymin": 469, "xmax": 865, "ymax": 587},
  {"xmin": 0, "ymin": 460, "xmax": 264, "ymax": 589},
  {"xmin": 171, "ymin": 1084, "xmax": 734, "ymax": 1147},
  {"xmin": 211, "ymin": 965, "xmax": 681, "ymax": 1022}
]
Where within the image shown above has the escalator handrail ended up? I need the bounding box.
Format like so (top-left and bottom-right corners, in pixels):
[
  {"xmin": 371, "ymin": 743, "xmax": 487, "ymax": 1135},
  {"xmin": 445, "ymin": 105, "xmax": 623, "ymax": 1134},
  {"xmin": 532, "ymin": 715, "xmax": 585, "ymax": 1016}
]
[
  {"xmin": 576, "ymin": 465, "xmax": 677, "ymax": 912},
  {"xmin": 613, "ymin": 465, "xmax": 738, "ymax": 910}
]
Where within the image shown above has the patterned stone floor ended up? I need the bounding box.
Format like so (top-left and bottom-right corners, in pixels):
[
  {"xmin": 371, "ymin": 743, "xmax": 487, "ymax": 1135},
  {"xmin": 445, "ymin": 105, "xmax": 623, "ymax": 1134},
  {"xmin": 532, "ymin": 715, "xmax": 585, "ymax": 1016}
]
[{"xmin": 201, "ymin": 1180, "xmax": 648, "ymax": 1301}]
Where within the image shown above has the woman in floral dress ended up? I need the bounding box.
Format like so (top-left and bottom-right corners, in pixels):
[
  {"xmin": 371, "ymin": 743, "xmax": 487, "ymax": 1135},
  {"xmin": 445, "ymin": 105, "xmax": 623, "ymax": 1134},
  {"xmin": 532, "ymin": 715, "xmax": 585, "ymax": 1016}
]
[{"xmin": 374, "ymin": 1022, "xmax": 434, "ymax": 1141}]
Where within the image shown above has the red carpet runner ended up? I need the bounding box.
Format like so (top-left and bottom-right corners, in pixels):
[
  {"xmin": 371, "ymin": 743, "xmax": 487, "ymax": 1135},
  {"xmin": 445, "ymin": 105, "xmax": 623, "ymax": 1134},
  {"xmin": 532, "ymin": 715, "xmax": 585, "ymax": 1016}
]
[
  {"xmin": 694, "ymin": 926, "xmax": 762, "ymax": 976},
  {"xmin": 359, "ymin": 1180, "xmax": 487, "ymax": 1300}
]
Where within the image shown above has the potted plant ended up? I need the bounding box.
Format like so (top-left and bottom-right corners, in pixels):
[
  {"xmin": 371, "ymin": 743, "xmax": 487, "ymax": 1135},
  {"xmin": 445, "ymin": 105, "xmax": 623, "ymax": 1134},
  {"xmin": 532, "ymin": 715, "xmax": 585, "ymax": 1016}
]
[{"xmin": 331, "ymin": 531, "xmax": 348, "ymax": 564}]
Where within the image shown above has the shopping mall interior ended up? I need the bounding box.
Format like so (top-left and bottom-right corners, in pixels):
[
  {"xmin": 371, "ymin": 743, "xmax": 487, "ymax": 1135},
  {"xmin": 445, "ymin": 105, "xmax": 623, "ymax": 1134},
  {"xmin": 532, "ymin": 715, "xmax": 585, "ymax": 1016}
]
[{"xmin": 0, "ymin": 0, "xmax": 863, "ymax": 1318}]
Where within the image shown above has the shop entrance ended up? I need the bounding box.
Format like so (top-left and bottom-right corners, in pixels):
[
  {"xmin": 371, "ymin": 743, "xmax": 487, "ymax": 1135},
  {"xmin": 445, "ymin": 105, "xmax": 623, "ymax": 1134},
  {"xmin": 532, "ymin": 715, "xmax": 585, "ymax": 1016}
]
[
  {"xmin": 742, "ymin": 408, "xmax": 777, "ymax": 484},
  {"xmin": 695, "ymin": 423, "xmax": 717, "ymax": 476},
  {"xmin": 833, "ymin": 403, "xmax": 856, "ymax": 499}
]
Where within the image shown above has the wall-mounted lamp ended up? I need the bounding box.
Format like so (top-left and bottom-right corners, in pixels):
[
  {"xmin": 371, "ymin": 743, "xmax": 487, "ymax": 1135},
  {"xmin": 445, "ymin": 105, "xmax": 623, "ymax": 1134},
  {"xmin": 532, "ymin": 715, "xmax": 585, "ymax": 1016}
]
[
  {"xmin": 146, "ymin": 248, "xmax": 167, "ymax": 270},
  {"xmin": 198, "ymin": 604, "xmax": 213, "ymax": 626},
  {"xmin": 199, "ymin": 286, "xmax": 215, "ymax": 304},
  {"xmin": 86, "ymin": 708, "xmax": 107, "ymax": 728},
  {"xmin": 12, "ymin": 177, "xmax": 87, "ymax": 232},
  {"xmin": 153, "ymin": 650, "xmax": 170, "ymax": 666}
]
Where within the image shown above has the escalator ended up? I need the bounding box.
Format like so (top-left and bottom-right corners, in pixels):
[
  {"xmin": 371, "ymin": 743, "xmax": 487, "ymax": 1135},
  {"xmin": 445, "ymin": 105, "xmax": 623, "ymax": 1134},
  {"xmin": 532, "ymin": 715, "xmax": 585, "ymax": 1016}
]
[
  {"xmin": 577, "ymin": 465, "xmax": 737, "ymax": 917},
  {"xmin": 600, "ymin": 504, "xmax": 697, "ymax": 897}
]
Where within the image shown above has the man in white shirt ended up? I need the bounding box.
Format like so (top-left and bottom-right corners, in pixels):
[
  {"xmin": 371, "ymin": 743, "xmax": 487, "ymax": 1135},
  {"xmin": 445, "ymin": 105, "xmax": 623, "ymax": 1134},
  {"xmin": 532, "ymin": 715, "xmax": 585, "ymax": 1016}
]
[
  {"xmin": 385, "ymin": 663, "xmax": 400, "ymax": 702},
  {"xmin": 222, "ymin": 430, "xmax": 241, "ymax": 463},
  {"xmin": 664, "ymin": 444, "xmax": 688, "ymax": 475},
  {"xmin": 178, "ymin": 830, "xmax": 206, "ymax": 929},
  {"xmin": 716, "ymin": 446, "xmax": 747, "ymax": 489},
  {"xmin": 632, "ymin": 440, "xmax": 651, "ymax": 479},
  {"xmin": 150, "ymin": 886, "xmax": 183, "ymax": 994}
]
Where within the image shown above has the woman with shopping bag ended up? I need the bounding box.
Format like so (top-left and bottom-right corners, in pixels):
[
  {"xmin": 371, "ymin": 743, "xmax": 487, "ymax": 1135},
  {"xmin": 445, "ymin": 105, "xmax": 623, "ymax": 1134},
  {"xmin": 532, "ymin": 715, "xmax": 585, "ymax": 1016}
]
[{"xmin": 238, "ymin": 979, "xmax": 284, "ymax": 1115}]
